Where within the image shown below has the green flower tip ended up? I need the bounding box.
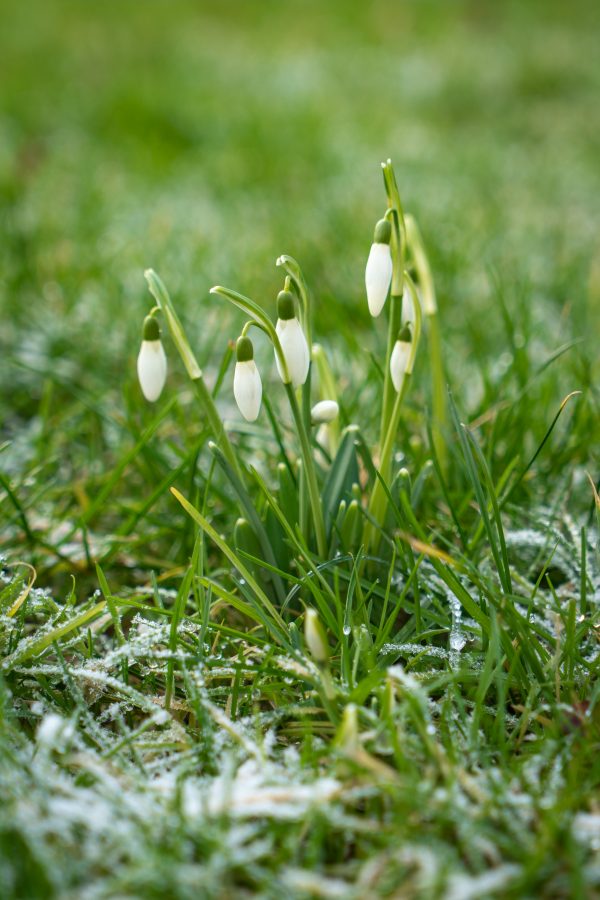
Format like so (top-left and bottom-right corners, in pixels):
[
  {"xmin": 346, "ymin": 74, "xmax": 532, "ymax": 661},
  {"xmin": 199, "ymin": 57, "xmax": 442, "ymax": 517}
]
[
  {"xmin": 373, "ymin": 218, "xmax": 392, "ymax": 244},
  {"xmin": 142, "ymin": 315, "xmax": 160, "ymax": 341},
  {"xmin": 277, "ymin": 290, "xmax": 295, "ymax": 321},
  {"xmin": 234, "ymin": 517, "xmax": 250, "ymax": 543},
  {"xmin": 236, "ymin": 335, "xmax": 254, "ymax": 362},
  {"xmin": 397, "ymin": 322, "xmax": 412, "ymax": 342}
]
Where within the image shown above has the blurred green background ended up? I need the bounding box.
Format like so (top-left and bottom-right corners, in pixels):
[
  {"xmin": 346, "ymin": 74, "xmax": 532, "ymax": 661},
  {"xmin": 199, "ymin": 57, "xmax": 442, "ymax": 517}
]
[{"xmin": 1, "ymin": 0, "xmax": 599, "ymax": 576}]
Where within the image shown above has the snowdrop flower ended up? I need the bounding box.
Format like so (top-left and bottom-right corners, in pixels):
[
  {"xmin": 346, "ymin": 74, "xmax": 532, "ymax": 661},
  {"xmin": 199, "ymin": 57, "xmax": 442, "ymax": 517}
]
[
  {"xmin": 233, "ymin": 336, "xmax": 262, "ymax": 422},
  {"xmin": 365, "ymin": 217, "xmax": 393, "ymax": 317},
  {"xmin": 311, "ymin": 400, "xmax": 339, "ymax": 425},
  {"xmin": 304, "ymin": 609, "xmax": 329, "ymax": 664},
  {"xmin": 137, "ymin": 315, "xmax": 167, "ymax": 402},
  {"xmin": 274, "ymin": 290, "xmax": 310, "ymax": 387},
  {"xmin": 390, "ymin": 323, "xmax": 412, "ymax": 392}
]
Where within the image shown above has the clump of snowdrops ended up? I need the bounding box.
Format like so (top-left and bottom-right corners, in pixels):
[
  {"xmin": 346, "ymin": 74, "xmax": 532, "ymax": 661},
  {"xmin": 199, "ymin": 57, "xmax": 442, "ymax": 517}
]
[{"xmin": 138, "ymin": 160, "xmax": 446, "ymax": 660}]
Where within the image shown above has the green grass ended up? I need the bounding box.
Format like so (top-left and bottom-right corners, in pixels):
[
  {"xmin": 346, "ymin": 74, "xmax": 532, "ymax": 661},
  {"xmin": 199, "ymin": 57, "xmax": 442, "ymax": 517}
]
[{"xmin": 1, "ymin": 0, "xmax": 600, "ymax": 897}]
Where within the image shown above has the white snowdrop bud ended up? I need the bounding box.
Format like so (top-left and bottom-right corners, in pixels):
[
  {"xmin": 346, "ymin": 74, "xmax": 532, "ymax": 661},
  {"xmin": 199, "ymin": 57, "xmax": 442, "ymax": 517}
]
[
  {"xmin": 275, "ymin": 290, "xmax": 310, "ymax": 388},
  {"xmin": 304, "ymin": 608, "xmax": 329, "ymax": 664},
  {"xmin": 390, "ymin": 324, "xmax": 412, "ymax": 392},
  {"xmin": 335, "ymin": 702, "xmax": 359, "ymax": 752},
  {"xmin": 137, "ymin": 316, "xmax": 167, "ymax": 402},
  {"xmin": 365, "ymin": 218, "xmax": 393, "ymax": 317},
  {"xmin": 311, "ymin": 400, "xmax": 339, "ymax": 425},
  {"xmin": 233, "ymin": 336, "xmax": 262, "ymax": 422}
]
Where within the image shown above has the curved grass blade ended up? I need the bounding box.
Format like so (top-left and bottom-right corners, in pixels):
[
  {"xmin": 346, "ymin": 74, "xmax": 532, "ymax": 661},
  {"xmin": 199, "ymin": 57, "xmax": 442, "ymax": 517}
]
[{"xmin": 502, "ymin": 391, "xmax": 582, "ymax": 505}]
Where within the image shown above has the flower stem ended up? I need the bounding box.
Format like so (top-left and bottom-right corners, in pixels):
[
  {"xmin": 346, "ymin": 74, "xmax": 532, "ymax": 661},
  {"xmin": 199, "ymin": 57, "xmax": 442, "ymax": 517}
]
[
  {"xmin": 378, "ymin": 161, "xmax": 407, "ymax": 451},
  {"xmin": 366, "ymin": 272, "xmax": 422, "ymax": 553},
  {"xmin": 285, "ymin": 382, "xmax": 328, "ymax": 558},
  {"xmin": 405, "ymin": 213, "xmax": 448, "ymax": 473},
  {"xmin": 279, "ymin": 258, "xmax": 314, "ymax": 436},
  {"xmin": 380, "ymin": 286, "xmax": 402, "ymax": 449},
  {"xmin": 211, "ymin": 284, "xmax": 325, "ymax": 557}
]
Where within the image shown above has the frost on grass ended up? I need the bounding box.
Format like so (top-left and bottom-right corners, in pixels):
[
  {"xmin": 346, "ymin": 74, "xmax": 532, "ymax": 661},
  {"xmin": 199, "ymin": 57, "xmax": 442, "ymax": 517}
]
[
  {"xmin": 1, "ymin": 526, "xmax": 600, "ymax": 897},
  {"xmin": 183, "ymin": 758, "xmax": 341, "ymax": 820}
]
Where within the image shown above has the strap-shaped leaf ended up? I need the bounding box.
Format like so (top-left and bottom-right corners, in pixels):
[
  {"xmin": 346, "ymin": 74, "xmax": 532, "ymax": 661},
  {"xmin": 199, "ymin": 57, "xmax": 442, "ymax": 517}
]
[{"xmin": 321, "ymin": 425, "xmax": 360, "ymax": 535}]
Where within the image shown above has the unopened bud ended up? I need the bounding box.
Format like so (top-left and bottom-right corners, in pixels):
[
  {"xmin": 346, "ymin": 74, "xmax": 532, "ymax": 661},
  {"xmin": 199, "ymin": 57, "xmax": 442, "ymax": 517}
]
[{"xmin": 304, "ymin": 609, "xmax": 329, "ymax": 664}]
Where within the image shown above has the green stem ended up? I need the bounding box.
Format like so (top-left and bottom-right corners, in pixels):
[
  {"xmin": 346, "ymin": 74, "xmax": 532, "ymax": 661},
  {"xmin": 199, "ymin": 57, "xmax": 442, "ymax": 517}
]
[
  {"xmin": 381, "ymin": 161, "xmax": 407, "ymax": 290},
  {"xmin": 379, "ymin": 288, "xmax": 402, "ymax": 449},
  {"xmin": 405, "ymin": 214, "xmax": 447, "ymax": 473},
  {"xmin": 427, "ymin": 311, "xmax": 447, "ymax": 472},
  {"xmin": 279, "ymin": 258, "xmax": 314, "ymax": 436},
  {"xmin": 213, "ymin": 283, "xmax": 324, "ymax": 555},
  {"xmin": 210, "ymin": 285, "xmax": 291, "ymax": 383},
  {"xmin": 285, "ymin": 382, "xmax": 327, "ymax": 558},
  {"xmin": 193, "ymin": 376, "xmax": 240, "ymax": 471},
  {"xmin": 367, "ymin": 272, "xmax": 422, "ymax": 553},
  {"xmin": 277, "ymin": 255, "xmax": 311, "ymax": 345},
  {"xmin": 378, "ymin": 161, "xmax": 407, "ymax": 450}
]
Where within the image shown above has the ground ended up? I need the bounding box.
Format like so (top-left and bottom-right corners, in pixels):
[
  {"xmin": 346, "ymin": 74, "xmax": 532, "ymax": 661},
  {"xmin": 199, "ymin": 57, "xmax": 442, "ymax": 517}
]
[{"xmin": 1, "ymin": 1, "xmax": 599, "ymax": 897}]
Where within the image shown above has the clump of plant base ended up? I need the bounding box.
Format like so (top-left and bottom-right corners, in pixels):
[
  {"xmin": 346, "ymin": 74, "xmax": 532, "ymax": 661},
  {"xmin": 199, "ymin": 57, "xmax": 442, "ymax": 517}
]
[{"xmin": 2, "ymin": 162, "xmax": 599, "ymax": 898}]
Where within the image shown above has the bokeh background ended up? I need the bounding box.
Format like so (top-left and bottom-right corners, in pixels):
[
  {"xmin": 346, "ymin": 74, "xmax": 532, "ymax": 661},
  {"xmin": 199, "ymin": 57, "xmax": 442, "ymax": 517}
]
[{"xmin": 1, "ymin": 0, "xmax": 599, "ymax": 579}]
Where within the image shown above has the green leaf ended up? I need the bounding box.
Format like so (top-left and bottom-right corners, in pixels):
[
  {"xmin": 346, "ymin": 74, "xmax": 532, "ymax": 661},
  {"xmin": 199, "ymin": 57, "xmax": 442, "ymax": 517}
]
[{"xmin": 322, "ymin": 425, "xmax": 360, "ymax": 535}]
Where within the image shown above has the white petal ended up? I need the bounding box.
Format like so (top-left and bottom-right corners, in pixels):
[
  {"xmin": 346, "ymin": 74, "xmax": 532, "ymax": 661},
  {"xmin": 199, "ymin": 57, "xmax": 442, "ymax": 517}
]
[
  {"xmin": 137, "ymin": 340, "xmax": 167, "ymax": 402},
  {"xmin": 275, "ymin": 318, "xmax": 310, "ymax": 387},
  {"xmin": 402, "ymin": 284, "xmax": 416, "ymax": 326},
  {"xmin": 311, "ymin": 400, "xmax": 339, "ymax": 424},
  {"xmin": 233, "ymin": 360, "xmax": 262, "ymax": 421},
  {"xmin": 365, "ymin": 242, "xmax": 393, "ymax": 317},
  {"xmin": 390, "ymin": 340, "xmax": 411, "ymax": 392},
  {"xmin": 315, "ymin": 423, "xmax": 330, "ymax": 454}
]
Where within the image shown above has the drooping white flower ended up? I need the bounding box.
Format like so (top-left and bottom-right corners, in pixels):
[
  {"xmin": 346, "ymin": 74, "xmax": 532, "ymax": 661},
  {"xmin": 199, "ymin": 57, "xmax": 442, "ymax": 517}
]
[
  {"xmin": 390, "ymin": 324, "xmax": 412, "ymax": 392},
  {"xmin": 233, "ymin": 336, "xmax": 262, "ymax": 422},
  {"xmin": 365, "ymin": 218, "xmax": 393, "ymax": 317},
  {"xmin": 137, "ymin": 315, "xmax": 167, "ymax": 402},
  {"xmin": 311, "ymin": 400, "xmax": 339, "ymax": 425},
  {"xmin": 304, "ymin": 608, "xmax": 329, "ymax": 664},
  {"xmin": 274, "ymin": 290, "xmax": 310, "ymax": 387}
]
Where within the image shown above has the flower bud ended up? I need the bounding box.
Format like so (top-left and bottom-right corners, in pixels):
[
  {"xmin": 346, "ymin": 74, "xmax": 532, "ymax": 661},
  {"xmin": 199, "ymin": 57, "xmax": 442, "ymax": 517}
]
[
  {"xmin": 304, "ymin": 608, "xmax": 329, "ymax": 664},
  {"xmin": 233, "ymin": 336, "xmax": 262, "ymax": 422},
  {"xmin": 335, "ymin": 703, "xmax": 359, "ymax": 752},
  {"xmin": 389, "ymin": 323, "xmax": 412, "ymax": 392},
  {"xmin": 310, "ymin": 400, "xmax": 339, "ymax": 425},
  {"xmin": 137, "ymin": 315, "xmax": 167, "ymax": 402},
  {"xmin": 365, "ymin": 218, "xmax": 393, "ymax": 317},
  {"xmin": 275, "ymin": 290, "xmax": 310, "ymax": 387}
]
